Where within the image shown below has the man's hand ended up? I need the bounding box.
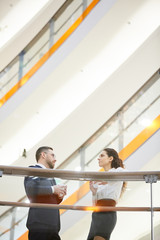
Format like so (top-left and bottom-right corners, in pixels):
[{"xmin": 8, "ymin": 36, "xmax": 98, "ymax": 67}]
[{"xmin": 53, "ymin": 185, "xmax": 67, "ymax": 199}]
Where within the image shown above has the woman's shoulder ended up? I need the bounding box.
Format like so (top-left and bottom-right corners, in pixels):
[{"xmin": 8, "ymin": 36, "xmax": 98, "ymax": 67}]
[{"xmin": 109, "ymin": 167, "xmax": 127, "ymax": 172}]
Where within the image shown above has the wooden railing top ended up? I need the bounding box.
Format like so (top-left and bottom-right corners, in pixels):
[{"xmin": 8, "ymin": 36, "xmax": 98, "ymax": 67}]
[
  {"xmin": 0, "ymin": 165, "xmax": 160, "ymax": 181},
  {"xmin": 0, "ymin": 201, "xmax": 160, "ymax": 212}
]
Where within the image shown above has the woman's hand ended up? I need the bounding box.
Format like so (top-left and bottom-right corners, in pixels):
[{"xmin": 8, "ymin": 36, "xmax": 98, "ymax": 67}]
[{"xmin": 89, "ymin": 181, "xmax": 98, "ymax": 195}]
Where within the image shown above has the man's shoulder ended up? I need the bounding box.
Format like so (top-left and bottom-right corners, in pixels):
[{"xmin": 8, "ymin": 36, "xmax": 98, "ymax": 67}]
[
  {"xmin": 28, "ymin": 165, "xmax": 41, "ymax": 168},
  {"xmin": 24, "ymin": 165, "xmax": 41, "ymax": 182}
]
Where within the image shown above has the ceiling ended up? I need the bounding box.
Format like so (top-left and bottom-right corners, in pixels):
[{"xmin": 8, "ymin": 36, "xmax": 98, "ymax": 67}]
[
  {"xmin": 0, "ymin": 0, "xmax": 159, "ymax": 166},
  {"xmin": 0, "ymin": 0, "xmax": 160, "ymax": 239}
]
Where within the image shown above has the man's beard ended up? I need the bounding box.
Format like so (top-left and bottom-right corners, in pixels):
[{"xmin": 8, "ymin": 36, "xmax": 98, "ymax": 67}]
[{"xmin": 47, "ymin": 160, "xmax": 54, "ymax": 169}]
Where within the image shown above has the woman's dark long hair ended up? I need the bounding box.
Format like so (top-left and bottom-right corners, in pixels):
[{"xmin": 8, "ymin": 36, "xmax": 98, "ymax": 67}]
[{"xmin": 103, "ymin": 148, "xmax": 127, "ymax": 197}]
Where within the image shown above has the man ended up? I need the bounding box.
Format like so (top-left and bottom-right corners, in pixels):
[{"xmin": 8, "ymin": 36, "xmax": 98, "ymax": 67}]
[{"xmin": 24, "ymin": 146, "xmax": 67, "ymax": 240}]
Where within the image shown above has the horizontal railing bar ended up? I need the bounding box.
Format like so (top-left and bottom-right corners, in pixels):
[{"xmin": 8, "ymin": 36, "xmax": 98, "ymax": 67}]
[
  {"xmin": 0, "ymin": 201, "xmax": 160, "ymax": 212},
  {"xmin": 0, "ymin": 165, "xmax": 160, "ymax": 181}
]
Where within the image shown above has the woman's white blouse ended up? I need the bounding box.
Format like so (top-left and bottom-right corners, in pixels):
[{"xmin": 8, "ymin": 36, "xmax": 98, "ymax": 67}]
[{"xmin": 92, "ymin": 167, "xmax": 126, "ymax": 204}]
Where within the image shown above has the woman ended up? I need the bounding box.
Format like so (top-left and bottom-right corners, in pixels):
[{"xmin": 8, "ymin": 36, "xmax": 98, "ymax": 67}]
[{"xmin": 87, "ymin": 148, "xmax": 127, "ymax": 240}]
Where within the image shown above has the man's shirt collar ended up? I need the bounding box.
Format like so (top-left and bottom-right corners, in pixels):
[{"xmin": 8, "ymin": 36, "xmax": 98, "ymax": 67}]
[{"xmin": 36, "ymin": 163, "xmax": 46, "ymax": 169}]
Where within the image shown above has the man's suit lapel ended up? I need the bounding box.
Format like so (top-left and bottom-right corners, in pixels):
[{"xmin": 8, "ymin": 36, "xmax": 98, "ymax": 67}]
[{"xmin": 35, "ymin": 165, "xmax": 56, "ymax": 186}]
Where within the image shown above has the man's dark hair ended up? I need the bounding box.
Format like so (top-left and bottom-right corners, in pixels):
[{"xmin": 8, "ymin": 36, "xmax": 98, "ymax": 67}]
[{"xmin": 35, "ymin": 146, "xmax": 53, "ymax": 162}]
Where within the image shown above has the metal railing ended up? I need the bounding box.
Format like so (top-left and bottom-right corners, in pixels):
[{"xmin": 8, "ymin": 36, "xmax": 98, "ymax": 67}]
[{"xmin": 0, "ymin": 168, "xmax": 160, "ymax": 240}]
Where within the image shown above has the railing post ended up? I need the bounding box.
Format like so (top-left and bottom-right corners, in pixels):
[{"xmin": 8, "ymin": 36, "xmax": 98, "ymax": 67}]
[
  {"xmin": 10, "ymin": 208, "xmax": 16, "ymax": 240},
  {"xmin": 144, "ymin": 175, "xmax": 158, "ymax": 240},
  {"xmin": 49, "ymin": 18, "xmax": 54, "ymax": 49},
  {"xmin": 118, "ymin": 110, "xmax": 124, "ymax": 151},
  {"xmin": 79, "ymin": 147, "xmax": 85, "ymax": 186},
  {"xmin": 83, "ymin": 0, "xmax": 88, "ymax": 11},
  {"xmin": 18, "ymin": 50, "xmax": 24, "ymax": 81}
]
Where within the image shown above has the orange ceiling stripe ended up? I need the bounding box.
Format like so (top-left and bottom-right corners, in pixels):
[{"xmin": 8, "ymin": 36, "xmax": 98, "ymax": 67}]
[
  {"xmin": 17, "ymin": 231, "xmax": 28, "ymax": 240},
  {"xmin": 119, "ymin": 115, "xmax": 160, "ymax": 160},
  {"xmin": 0, "ymin": 84, "xmax": 19, "ymax": 107},
  {"xmin": 0, "ymin": 0, "xmax": 100, "ymax": 108}
]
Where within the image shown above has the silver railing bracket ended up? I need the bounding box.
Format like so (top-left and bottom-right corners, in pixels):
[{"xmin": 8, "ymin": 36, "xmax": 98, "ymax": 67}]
[
  {"xmin": 144, "ymin": 174, "xmax": 158, "ymax": 240},
  {"xmin": 0, "ymin": 170, "xmax": 3, "ymax": 177},
  {"xmin": 144, "ymin": 175, "xmax": 158, "ymax": 183}
]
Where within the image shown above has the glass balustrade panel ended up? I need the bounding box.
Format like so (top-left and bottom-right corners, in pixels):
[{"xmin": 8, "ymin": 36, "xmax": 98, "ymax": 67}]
[
  {"xmin": 54, "ymin": 0, "xmax": 83, "ymax": 43},
  {"xmin": 23, "ymin": 24, "xmax": 50, "ymax": 76},
  {"xmin": 0, "ymin": 57, "xmax": 19, "ymax": 98}
]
